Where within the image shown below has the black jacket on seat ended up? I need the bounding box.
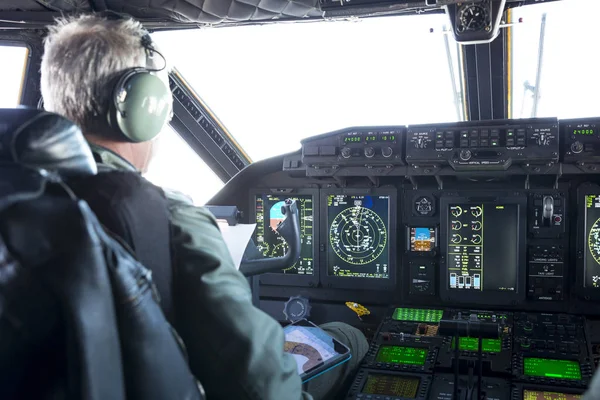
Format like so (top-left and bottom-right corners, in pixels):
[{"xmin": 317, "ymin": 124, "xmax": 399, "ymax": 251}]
[{"xmin": 0, "ymin": 108, "xmax": 203, "ymax": 400}]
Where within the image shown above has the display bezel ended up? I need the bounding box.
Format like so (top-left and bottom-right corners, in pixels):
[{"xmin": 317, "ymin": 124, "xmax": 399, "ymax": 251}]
[
  {"xmin": 320, "ymin": 188, "xmax": 397, "ymax": 290},
  {"xmin": 347, "ymin": 369, "xmax": 432, "ymax": 400},
  {"xmin": 512, "ymin": 383, "xmax": 584, "ymax": 400},
  {"xmin": 439, "ymin": 192, "xmax": 527, "ymax": 305},
  {"xmin": 249, "ymin": 188, "xmax": 319, "ymax": 287},
  {"xmin": 576, "ymin": 183, "xmax": 600, "ymax": 300}
]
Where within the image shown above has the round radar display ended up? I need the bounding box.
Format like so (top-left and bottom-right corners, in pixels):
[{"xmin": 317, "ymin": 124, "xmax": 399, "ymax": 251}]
[
  {"xmin": 588, "ymin": 217, "xmax": 600, "ymax": 268},
  {"xmin": 330, "ymin": 207, "xmax": 387, "ymax": 265},
  {"xmin": 327, "ymin": 194, "xmax": 390, "ymax": 279}
]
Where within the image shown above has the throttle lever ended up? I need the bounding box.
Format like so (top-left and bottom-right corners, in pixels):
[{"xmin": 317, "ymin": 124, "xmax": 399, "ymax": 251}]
[{"xmin": 542, "ymin": 196, "xmax": 554, "ymax": 227}]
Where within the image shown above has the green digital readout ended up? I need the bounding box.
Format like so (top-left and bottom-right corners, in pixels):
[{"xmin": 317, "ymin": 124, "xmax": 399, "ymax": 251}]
[
  {"xmin": 381, "ymin": 134, "xmax": 396, "ymax": 142},
  {"xmin": 375, "ymin": 346, "xmax": 428, "ymax": 366},
  {"xmin": 572, "ymin": 128, "xmax": 596, "ymax": 136},
  {"xmin": 524, "ymin": 358, "xmax": 582, "ymax": 380},
  {"xmin": 451, "ymin": 337, "xmax": 502, "ymax": 353},
  {"xmin": 392, "ymin": 308, "xmax": 443, "ymax": 323},
  {"xmin": 344, "ymin": 136, "xmax": 362, "ymax": 143},
  {"xmin": 365, "ymin": 135, "xmax": 377, "ymax": 142}
]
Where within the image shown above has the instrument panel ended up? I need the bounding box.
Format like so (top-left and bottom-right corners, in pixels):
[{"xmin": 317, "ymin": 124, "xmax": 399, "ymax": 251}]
[
  {"xmin": 346, "ymin": 308, "xmax": 591, "ymax": 399},
  {"xmin": 240, "ymin": 116, "xmax": 600, "ymax": 399}
]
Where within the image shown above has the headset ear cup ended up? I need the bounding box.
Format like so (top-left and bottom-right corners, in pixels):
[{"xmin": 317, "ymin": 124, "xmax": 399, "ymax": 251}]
[{"xmin": 108, "ymin": 68, "xmax": 171, "ymax": 143}]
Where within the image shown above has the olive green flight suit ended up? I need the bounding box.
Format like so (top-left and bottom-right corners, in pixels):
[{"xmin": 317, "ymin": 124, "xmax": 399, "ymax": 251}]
[{"xmin": 90, "ymin": 144, "xmax": 368, "ymax": 400}]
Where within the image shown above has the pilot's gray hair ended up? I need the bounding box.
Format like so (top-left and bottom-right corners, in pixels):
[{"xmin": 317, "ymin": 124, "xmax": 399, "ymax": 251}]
[{"xmin": 40, "ymin": 15, "xmax": 169, "ymax": 138}]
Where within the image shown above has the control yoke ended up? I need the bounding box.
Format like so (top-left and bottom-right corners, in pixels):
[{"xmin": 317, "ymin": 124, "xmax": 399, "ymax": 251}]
[{"xmin": 240, "ymin": 199, "xmax": 301, "ymax": 277}]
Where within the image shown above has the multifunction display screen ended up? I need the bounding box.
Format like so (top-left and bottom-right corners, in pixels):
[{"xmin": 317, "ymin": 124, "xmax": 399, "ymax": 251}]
[
  {"xmin": 523, "ymin": 358, "xmax": 582, "ymax": 380},
  {"xmin": 327, "ymin": 195, "xmax": 389, "ymax": 279},
  {"xmin": 410, "ymin": 227, "xmax": 436, "ymax": 252},
  {"xmin": 451, "ymin": 337, "xmax": 502, "ymax": 353},
  {"xmin": 255, "ymin": 194, "xmax": 314, "ymax": 275},
  {"xmin": 392, "ymin": 308, "xmax": 443, "ymax": 323},
  {"xmin": 585, "ymin": 194, "xmax": 600, "ymax": 288},
  {"xmin": 523, "ymin": 390, "xmax": 582, "ymax": 400},
  {"xmin": 447, "ymin": 203, "xmax": 519, "ymax": 292},
  {"xmin": 362, "ymin": 374, "xmax": 420, "ymax": 398},
  {"xmin": 375, "ymin": 346, "xmax": 428, "ymax": 366}
]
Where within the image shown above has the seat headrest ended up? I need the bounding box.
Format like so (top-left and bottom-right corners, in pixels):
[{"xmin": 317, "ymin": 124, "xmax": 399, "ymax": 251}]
[{"xmin": 0, "ymin": 107, "xmax": 97, "ymax": 176}]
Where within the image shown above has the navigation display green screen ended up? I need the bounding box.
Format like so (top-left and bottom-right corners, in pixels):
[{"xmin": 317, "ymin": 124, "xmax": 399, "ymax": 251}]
[
  {"xmin": 524, "ymin": 358, "xmax": 582, "ymax": 380},
  {"xmin": 362, "ymin": 374, "xmax": 420, "ymax": 398},
  {"xmin": 451, "ymin": 337, "xmax": 502, "ymax": 353},
  {"xmin": 392, "ymin": 308, "xmax": 443, "ymax": 323},
  {"xmin": 375, "ymin": 346, "xmax": 428, "ymax": 365}
]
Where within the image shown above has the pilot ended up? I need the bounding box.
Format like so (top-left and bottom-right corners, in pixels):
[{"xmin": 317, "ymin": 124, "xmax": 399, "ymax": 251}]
[{"xmin": 40, "ymin": 15, "xmax": 367, "ymax": 400}]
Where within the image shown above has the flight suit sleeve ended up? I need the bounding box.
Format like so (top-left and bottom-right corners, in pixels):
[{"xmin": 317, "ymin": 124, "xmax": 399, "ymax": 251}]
[{"xmin": 166, "ymin": 194, "xmax": 312, "ymax": 400}]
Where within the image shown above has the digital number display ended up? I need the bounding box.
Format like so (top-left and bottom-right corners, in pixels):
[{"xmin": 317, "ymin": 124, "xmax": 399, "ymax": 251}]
[
  {"xmin": 381, "ymin": 134, "xmax": 396, "ymax": 142},
  {"xmin": 344, "ymin": 136, "xmax": 362, "ymax": 143},
  {"xmin": 365, "ymin": 134, "xmax": 378, "ymax": 142},
  {"xmin": 327, "ymin": 194, "xmax": 389, "ymax": 279},
  {"xmin": 362, "ymin": 374, "xmax": 420, "ymax": 398},
  {"xmin": 585, "ymin": 194, "xmax": 600, "ymax": 288},
  {"xmin": 410, "ymin": 227, "xmax": 436, "ymax": 252},
  {"xmin": 447, "ymin": 203, "xmax": 518, "ymax": 292},
  {"xmin": 451, "ymin": 337, "xmax": 502, "ymax": 353},
  {"xmin": 254, "ymin": 194, "xmax": 313, "ymax": 275},
  {"xmin": 375, "ymin": 346, "xmax": 428, "ymax": 366},
  {"xmin": 572, "ymin": 128, "xmax": 596, "ymax": 136},
  {"xmin": 523, "ymin": 358, "xmax": 582, "ymax": 380},
  {"xmin": 523, "ymin": 390, "xmax": 582, "ymax": 400},
  {"xmin": 392, "ymin": 308, "xmax": 443, "ymax": 323}
]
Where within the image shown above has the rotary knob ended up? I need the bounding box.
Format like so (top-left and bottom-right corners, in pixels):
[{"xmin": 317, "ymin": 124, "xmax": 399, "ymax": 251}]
[
  {"xmin": 459, "ymin": 149, "xmax": 472, "ymax": 161},
  {"xmin": 382, "ymin": 146, "xmax": 393, "ymax": 158},
  {"xmin": 341, "ymin": 147, "xmax": 352, "ymax": 159},
  {"xmin": 364, "ymin": 147, "xmax": 375, "ymax": 158},
  {"xmin": 283, "ymin": 296, "xmax": 311, "ymax": 322},
  {"xmin": 571, "ymin": 141, "xmax": 584, "ymax": 154}
]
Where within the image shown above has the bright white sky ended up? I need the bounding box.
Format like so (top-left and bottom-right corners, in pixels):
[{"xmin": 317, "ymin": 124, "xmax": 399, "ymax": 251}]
[
  {"xmin": 511, "ymin": 0, "xmax": 600, "ymax": 119},
  {"xmin": 2, "ymin": 1, "xmax": 600, "ymax": 204},
  {"xmin": 0, "ymin": 46, "xmax": 27, "ymax": 107}
]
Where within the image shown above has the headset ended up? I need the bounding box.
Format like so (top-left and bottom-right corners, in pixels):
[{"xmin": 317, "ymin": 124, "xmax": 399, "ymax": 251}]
[
  {"xmin": 107, "ymin": 28, "xmax": 173, "ymax": 143},
  {"xmin": 40, "ymin": 12, "xmax": 173, "ymax": 143}
]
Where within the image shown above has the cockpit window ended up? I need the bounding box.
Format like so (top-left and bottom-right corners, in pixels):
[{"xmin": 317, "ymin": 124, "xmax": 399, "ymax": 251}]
[
  {"xmin": 510, "ymin": 0, "xmax": 600, "ymax": 119},
  {"xmin": 153, "ymin": 13, "xmax": 463, "ymax": 162},
  {"xmin": 0, "ymin": 45, "xmax": 29, "ymax": 107},
  {"xmin": 144, "ymin": 125, "xmax": 225, "ymax": 205}
]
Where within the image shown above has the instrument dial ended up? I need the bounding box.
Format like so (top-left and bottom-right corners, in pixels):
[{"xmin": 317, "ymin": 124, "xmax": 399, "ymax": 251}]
[
  {"xmin": 330, "ymin": 206, "xmax": 387, "ymax": 265},
  {"xmin": 415, "ymin": 196, "xmax": 435, "ymax": 216},
  {"xmin": 588, "ymin": 217, "xmax": 600, "ymax": 286},
  {"xmin": 459, "ymin": 4, "xmax": 489, "ymax": 32}
]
